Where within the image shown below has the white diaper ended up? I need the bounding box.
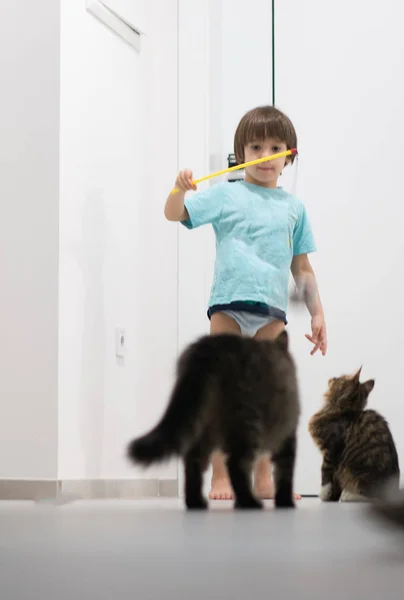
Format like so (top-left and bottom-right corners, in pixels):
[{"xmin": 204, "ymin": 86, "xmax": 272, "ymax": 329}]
[{"xmin": 221, "ymin": 310, "xmax": 277, "ymax": 337}]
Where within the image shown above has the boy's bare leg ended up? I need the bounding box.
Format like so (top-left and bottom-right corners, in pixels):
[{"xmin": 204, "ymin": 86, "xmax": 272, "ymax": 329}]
[
  {"xmin": 208, "ymin": 312, "xmax": 241, "ymax": 500},
  {"xmin": 253, "ymin": 454, "xmax": 275, "ymax": 498},
  {"xmin": 253, "ymin": 320, "xmax": 301, "ymax": 500}
]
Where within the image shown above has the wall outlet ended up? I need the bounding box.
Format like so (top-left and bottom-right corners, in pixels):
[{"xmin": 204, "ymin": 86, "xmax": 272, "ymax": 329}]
[{"xmin": 115, "ymin": 328, "xmax": 126, "ymax": 358}]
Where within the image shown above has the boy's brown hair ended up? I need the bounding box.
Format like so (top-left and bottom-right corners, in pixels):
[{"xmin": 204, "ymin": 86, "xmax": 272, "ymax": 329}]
[{"xmin": 234, "ymin": 106, "xmax": 297, "ymax": 165}]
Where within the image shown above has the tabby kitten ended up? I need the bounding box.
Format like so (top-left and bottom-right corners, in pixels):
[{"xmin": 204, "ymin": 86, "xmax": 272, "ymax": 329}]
[
  {"xmin": 128, "ymin": 331, "xmax": 300, "ymax": 510},
  {"xmin": 309, "ymin": 368, "xmax": 399, "ymax": 502}
]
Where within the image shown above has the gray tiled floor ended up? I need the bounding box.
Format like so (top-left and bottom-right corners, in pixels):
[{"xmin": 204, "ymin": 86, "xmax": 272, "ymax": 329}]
[{"xmin": 0, "ymin": 498, "xmax": 403, "ymax": 599}]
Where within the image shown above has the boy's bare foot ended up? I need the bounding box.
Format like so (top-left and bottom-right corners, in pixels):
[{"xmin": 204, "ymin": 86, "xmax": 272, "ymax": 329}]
[
  {"xmin": 254, "ymin": 481, "xmax": 302, "ymax": 500},
  {"xmin": 254, "ymin": 480, "xmax": 275, "ymax": 499},
  {"xmin": 254, "ymin": 469, "xmax": 302, "ymax": 500},
  {"xmin": 208, "ymin": 478, "xmax": 233, "ymax": 500}
]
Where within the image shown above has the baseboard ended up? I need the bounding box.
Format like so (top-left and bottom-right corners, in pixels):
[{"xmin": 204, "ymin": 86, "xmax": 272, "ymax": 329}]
[
  {"xmin": 0, "ymin": 480, "xmax": 58, "ymax": 501},
  {"xmin": 0, "ymin": 479, "xmax": 178, "ymax": 500}
]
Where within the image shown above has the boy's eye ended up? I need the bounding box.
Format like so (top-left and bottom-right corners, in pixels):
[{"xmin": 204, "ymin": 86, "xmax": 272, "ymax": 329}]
[
  {"xmin": 251, "ymin": 144, "xmax": 261, "ymax": 151},
  {"xmin": 273, "ymin": 146, "xmax": 281, "ymax": 152}
]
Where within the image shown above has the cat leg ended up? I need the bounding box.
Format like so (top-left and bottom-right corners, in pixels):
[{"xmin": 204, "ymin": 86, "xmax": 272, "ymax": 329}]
[
  {"xmin": 320, "ymin": 450, "xmax": 341, "ymax": 502},
  {"xmin": 330, "ymin": 476, "xmax": 342, "ymax": 501},
  {"xmin": 272, "ymin": 434, "xmax": 297, "ymax": 509},
  {"xmin": 339, "ymin": 490, "xmax": 370, "ymax": 503},
  {"xmin": 184, "ymin": 443, "xmax": 210, "ymax": 510},
  {"xmin": 338, "ymin": 470, "xmax": 378, "ymax": 503},
  {"xmin": 320, "ymin": 477, "xmax": 342, "ymax": 502},
  {"xmin": 226, "ymin": 453, "xmax": 263, "ymax": 510}
]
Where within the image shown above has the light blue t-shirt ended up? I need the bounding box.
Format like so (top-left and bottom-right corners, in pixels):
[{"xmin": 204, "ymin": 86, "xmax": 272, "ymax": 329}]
[{"xmin": 181, "ymin": 181, "xmax": 316, "ymax": 314}]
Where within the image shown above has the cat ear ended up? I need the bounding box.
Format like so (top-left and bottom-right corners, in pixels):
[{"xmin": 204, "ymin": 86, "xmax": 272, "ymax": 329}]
[
  {"xmin": 362, "ymin": 379, "xmax": 375, "ymax": 395},
  {"xmin": 354, "ymin": 366, "xmax": 363, "ymax": 381},
  {"xmin": 276, "ymin": 330, "xmax": 289, "ymax": 351}
]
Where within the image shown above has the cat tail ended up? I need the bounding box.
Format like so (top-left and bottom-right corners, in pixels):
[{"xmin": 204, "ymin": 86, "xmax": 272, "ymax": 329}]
[{"xmin": 127, "ymin": 339, "xmax": 213, "ymax": 466}]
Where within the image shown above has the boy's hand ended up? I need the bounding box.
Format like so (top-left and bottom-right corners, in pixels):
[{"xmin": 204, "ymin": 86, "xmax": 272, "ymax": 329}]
[
  {"xmin": 305, "ymin": 314, "xmax": 327, "ymax": 356},
  {"xmin": 175, "ymin": 169, "xmax": 197, "ymax": 192}
]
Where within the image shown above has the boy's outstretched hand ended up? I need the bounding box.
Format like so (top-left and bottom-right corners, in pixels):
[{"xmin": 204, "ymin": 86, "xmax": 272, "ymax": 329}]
[{"xmin": 306, "ymin": 314, "xmax": 327, "ymax": 356}]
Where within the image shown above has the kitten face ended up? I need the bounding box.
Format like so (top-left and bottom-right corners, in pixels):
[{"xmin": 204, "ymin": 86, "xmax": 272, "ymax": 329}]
[{"xmin": 325, "ymin": 368, "xmax": 375, "ymax": 411}]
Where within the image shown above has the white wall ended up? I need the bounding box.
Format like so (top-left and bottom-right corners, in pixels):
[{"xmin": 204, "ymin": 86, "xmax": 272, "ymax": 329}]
[
  {"xmin": 0, "ymin": 0, "xmax": 60, "ymax": 479},
  {"xmin": 276, "ymin": 0, "xmax": 404, "ymax": 492},
  {"xmin": 58, "ymin": 0, "xmax": 179, "ymax": 480}
]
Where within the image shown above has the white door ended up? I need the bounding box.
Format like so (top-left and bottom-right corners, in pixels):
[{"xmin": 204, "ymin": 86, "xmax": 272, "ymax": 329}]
[
  {"xmin": 276, "ymin": 0, "xmax": 404, "ymax": 493},
  {"xmin": 59, "ymin": 0, "xmax": 179, "ymax": 483},
  {"xmin": 177, "ymin": 0, "xmax": 275, "ymax": 496}
]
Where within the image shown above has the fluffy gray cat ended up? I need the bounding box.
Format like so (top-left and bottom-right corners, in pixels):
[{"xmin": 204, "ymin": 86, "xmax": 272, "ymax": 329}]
[{"xmin": 127, "ymin": 331, "xmax": 300, "ymax": 510}]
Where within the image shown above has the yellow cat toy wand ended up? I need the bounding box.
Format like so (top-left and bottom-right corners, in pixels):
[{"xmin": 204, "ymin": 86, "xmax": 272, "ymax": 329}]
[{"xmin": 171, "ymin": 148, "xmax": 298, "ymax": 194}]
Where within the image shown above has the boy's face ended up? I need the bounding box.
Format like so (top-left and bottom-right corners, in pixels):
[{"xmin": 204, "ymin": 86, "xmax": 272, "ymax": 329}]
[{"xmin": 243, "ymin": 138, "xmax": 289, "ymax": 187}]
